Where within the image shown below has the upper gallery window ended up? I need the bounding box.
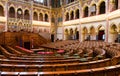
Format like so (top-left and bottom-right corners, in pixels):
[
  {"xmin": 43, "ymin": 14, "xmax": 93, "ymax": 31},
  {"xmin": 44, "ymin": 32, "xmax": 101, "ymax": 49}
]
[{"xmin": 34, "ymin": 0, "xmax": 44, "ymax": 3}]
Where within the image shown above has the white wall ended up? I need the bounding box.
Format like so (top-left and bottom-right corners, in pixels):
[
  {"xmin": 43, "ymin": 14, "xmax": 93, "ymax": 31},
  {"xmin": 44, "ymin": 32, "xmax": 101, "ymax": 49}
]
[{"xmin": 57, "ymin": 27, "xmax": 63, "ymax": 40}]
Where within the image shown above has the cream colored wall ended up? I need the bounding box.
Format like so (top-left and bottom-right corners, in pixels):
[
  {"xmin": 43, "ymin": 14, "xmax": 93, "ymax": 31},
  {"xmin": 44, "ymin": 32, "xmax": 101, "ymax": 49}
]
[
  {"xmin": 63, "ymin": 25, "xmax": 79, "ymax": 40},
  {"xmin": 108, "ymin": 17, "xmax": 120, "ymax": 42},
  {"xmin": 57, "ymin": 27, "xmax": 63, "ymax": 40},
  {"xmin": 81, "ymin": 21, "xmax": 106, "ymax": 41}
]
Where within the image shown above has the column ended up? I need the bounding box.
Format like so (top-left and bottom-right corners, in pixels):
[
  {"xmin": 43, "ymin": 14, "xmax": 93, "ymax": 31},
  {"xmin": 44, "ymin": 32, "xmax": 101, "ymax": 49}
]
[
  {"xmin": 23, "ymin": 9, "xmax": 24, "ymax": 20},
  {"xmin": 74, "ymin": 10, "xmax": 76, "ymax": 19},
  {"xmin": 69, "ymin": 13, "xmax": 70, "ymax": 20},
  {"xmin": 79, "ymin": 2, "xmax": 82, "ymax": 42},
  {"xmin": 38, "ymin": 12, "xmax": 39, "ymax": 21},
  {"xmin": 96, "ymin": 31, "xmax": 98, "ymax": 40},
  {"xmin": 62, "ymin": 7, "xmax": 65, "ymax": 40},
  {"xmin": 30, "ymin": 1, "xmax": 33, "ymax": 32},
  {"xmin": 105, "ymin": 0, "xmax": 109, "ymax": 42},
  {"xmin": 47, "ymin": 0, "xmax": 50, "ymax": 7},
  {"xmin": 96, "ymin": 6, "xmax": 99, "ymax": 15},
  {"xmin": 118, "ymin": 0, "xmax": 120, "ymax": 9},
  {"xmin": 88, "ymin": 6, "xmax": 91, "ymax": 16},
  {"xmin": 5, "ymin": 1, "xmax": 8, "ymax": 32},
  {"xmin": 43, "ymin": 14, "xmax": 45, "ymax": 22}
]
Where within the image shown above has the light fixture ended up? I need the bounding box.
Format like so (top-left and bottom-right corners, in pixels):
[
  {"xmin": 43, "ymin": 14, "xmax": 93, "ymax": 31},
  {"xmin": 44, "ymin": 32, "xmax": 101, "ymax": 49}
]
[{"xmin": 18, "ymin": 10, "xmax": 22, "ymax": 15}]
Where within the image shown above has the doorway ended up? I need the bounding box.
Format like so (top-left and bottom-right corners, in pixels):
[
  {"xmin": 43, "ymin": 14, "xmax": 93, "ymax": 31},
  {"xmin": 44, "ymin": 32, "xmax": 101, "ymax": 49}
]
[
  {"xmin": 98, "ymin": 30, "xmax": 105, "ymax": 40},
  {"xmin": 24, "ymin": 42, "xmax": 30, "ymax": 50}
]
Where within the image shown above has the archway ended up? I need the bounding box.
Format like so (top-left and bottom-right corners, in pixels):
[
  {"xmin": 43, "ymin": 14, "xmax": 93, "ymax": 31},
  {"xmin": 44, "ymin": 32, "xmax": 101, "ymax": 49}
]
[
  {"xmin": 70, "ymin": 11, "xmax": 74, "ymax": 20},
  {"xmin": 24, "ymin": 10, "xmax": 30, "ymax": 20},
  {"xmin": 90, "ymin": 26, "xmax": 96, "ymax": 40},
  {"xmin": 0, "ymin": 5, "xmax": 4, "ymax": 16},
  {"xmin": 98, "ymin": 26, "xmax": 105, "ymax": 41},
  {"xmin": 109, "ymin": 24, "xmax": 118, "ymax": 42},
  {"xmin": 69, "ymin": 28, "xmax": 74, "ymax": 40},
  {"xmin": 82, "ymin": 27, "xmax": 88, "ymax": 41},
  {"xmin": 65, "ymin": 12, "xmax": 69, "ymax": 21},
  {"xmin": 33, "ymin": 12, "xmax": 38, "ymax": 20},
  {"xmin": 17, "ymin": 8, "xmax": 23, "ymax": 19},
  {"xmin": 90, "ymin": 4, "xmax": 96, "ymax": 16},
  {"xmin": 84, "ymin": 6, "xmax": 89, "ymax": 17},
  {"xmin": 45, "ymin": 14, "xmax": 48, "ymax": 22},
  {"xmin": 75, "ymin": 28, "xmax": 79, "ymax": 40},
  {"xmin": 18, "ymin": 22, "xmax": 23, "ymax": 31},
  {"xmin": 99, "ymin": 1, "xmax": 105, "ymax": 14},
  {"xmin": 39, "ymin": 13, "xmax": 43, "ymax": 21},
  {"xmin": 64, "ymin": 29, "xmax": 69, "ymax": 40},
  {"xmin": 75, "ymin": 9, "xmax": 79, "ymax": 19},
  {"xmin": 9, "ymin": 7, "xmax": 15, "ymax": 18}
]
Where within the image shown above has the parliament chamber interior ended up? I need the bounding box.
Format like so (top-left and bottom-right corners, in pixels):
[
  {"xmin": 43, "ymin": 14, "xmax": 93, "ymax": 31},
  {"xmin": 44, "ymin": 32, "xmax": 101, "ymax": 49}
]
[{"xmin": 0, "ymin": 0, "xmax": 120, "ymax": 76}]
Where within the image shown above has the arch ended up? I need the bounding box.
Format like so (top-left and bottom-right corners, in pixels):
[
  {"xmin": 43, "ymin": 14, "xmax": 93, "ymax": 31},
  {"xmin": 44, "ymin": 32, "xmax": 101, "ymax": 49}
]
[
  {"xmin": 71, "ymin": 0, "xmax": 74, "ymax": 2},
  {"xmin": 82, "ymin": 27, "xmax": 88, "ymax": 34},
  {"xmin": 24, "ymin": 9, "xmax": 30, "ymax": 20},
  {"xmin": 114, "ymin": 0, "xmax": 118, "ymax": 9},
  {"xmin": 70, "ymin": 11, "xmax": 74, "ymax": 20},
  {"xmin": 44, "ymin": 28, "xmax": 47, "ymax": 32},
  {"xmin": 17, "ymin": 8, "xmax": 23, "ymax": 19},
  {"xmin": 64, "ymin": 28, "xmax": 69, "ymax": 40},
  {"xmin": 65, "ymin": 28, "xmax": 69, "ymax": 34},
  {"xmin": 33, "ymin": 12, "xmax": 38, "ymax": 20},
  {"xmin": 109, "ymin": 24, "xmax": 118, "ymax": 42},
  {"xmin": 75, "ymin": 27, "xmax": 79, "ymax": 40},
  {"xmin": 75, "ymin": 9, "xmax": 79, "ymax": 19},
  {"xmin": 110, "ymin": 24, "xmax": 118, "ymax": 34},
  {"xmin": 90, "ymin": 4, "xmax": 96, "ymax": 16},
  {"xmin": 74, "ymin": 27, "xmax": 78, "ymax": 33},
  {"xmin": 65, "ymin": 12, "xmax": 69, "ymax": 21},
  {"xmin": 90, "ymin": 26, "xmax": 96, "ymax": 35},
  {"xmin": 99, "ymin": 1, "xmax": 106, "ymax": 14},
  {"xmin": 83, "ymin": 6, "xmax": 89, "ymax": 17},
  {"xmin": 111, "ymin": 0, "xmax": 118, "ymax": 10},
  {"xmin": 45, "ymin": 14, "xmax": 49, "ymax": 22},
  {"xmin": 90, "ymin": 26, "xmax": 96, "ymax": 40},
  {"xmin": 69, "ymin": 28, "xmax": 74, "ymax": 35},
  {"xmin": 39, "ymin": 13, "xmax": 43, "ymax": 21},
  {"xmin": 0, "ymin": 5, "xmax": 4, "ymax": 16},
  {"xmin": 118, "ymin": 23, "xmax": 120, "ymax": 33},
  {"xmin": 9, "ymin": 7, "xmax": 15, "ymax": 18},
  {"xmin": 69, "ymin": 28, "xmax": 74, "ymax": 40},
  {"xmin": 97, "ymin": 25, "xmax": 105, "ymax": 40},
  {"xmin": 82, "ymin": 27, "xmax": 88, "ymax": 41},
  {"xmin": 98, "ymin": 25, "xmax": 105, "ymax": 31}
]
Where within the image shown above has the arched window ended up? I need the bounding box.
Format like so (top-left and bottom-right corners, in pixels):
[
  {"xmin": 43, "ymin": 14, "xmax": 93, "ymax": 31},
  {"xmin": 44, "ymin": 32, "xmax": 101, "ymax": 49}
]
[
  {"xmin": 9, "ymin": 7, "xmax": 15, "ymax": 18},
  {"xmin": 33, "ymin": 12, "xmax": 38, "ymax": 20},
  {"xmin": 115, "ymin": 0, "xmax": 118, "ymax": 10},
  {"xmin": 75, "ymin": 9, "xmax": 79, "ymax": 19},
  {"xmin": 39, "ymin": 13, "xmax": 43, "ymax": 21},
  {"xmin": 44, "ymin": 0, "xmax": 47, "ymax": 6},
  {"xmin": 70, "ymin": 28, "xmax": 73, "ymax": 35},
  {"xmin": 65, "ymin": 12, "xmax": 69, "ymax": 21},
  {"xmin": 45, "ymin": 14, "xmax": 48, "ymax": 22},
  {"xmin": 71, "ymin": 0, "xmax": 74, "ymax": 2},
  {"xmin": 90, "ymin": 4, "xmax": 96, "ymax": 16},
  {"xmin": 70, "ymin": 11, "xmax": 74, "ymax": 20},
  {"xmin": 34, "ymin": 0, "xmax": 44, "ymax": 3},
  {"xmin": 84, "ymin": 6, "xmax": 89, "ymax": 17},
  {"xmin": 17, "ymin": 8, "xmax": 23, "ymax": 19},
  {"xmin": 0, "ymin": 5, "xmax": 4, "ymax": 16},
  {"xmin": 99, "ymin": 1, "xmax": 105, "ymax": 14},
  {"xmin": 24, "ymin": 10, "xmax": 30, "ymax": 20},
  {"xmin": 66, "ymin": 0, "xmax": 69, "ymax": 4}
]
